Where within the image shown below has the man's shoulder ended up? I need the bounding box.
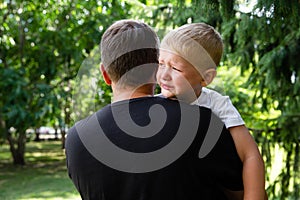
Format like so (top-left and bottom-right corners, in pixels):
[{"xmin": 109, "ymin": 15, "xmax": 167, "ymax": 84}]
[
  {"xmin": 67, "ymin": 104, "xmax": 111, "ymax": 133},
  {"xmin": 154, "ymin": 95, "xmax": 208, "ymax": 108}
]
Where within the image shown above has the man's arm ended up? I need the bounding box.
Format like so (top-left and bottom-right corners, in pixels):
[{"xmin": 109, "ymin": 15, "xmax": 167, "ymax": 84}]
[{"xmin": 229, "ymin": 125, "xmax": 268, "ymax": 200}]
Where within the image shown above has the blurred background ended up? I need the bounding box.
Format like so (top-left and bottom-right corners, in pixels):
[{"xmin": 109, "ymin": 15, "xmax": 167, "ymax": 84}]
[{"xmin": 0, "ymin": 0, "xmax": 299, "ymax": 199}]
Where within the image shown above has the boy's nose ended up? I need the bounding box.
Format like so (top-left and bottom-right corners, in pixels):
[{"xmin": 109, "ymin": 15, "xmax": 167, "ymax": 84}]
[{"xmin": 160, "ymin": 67, "xmax": 172, "ymax": 81}]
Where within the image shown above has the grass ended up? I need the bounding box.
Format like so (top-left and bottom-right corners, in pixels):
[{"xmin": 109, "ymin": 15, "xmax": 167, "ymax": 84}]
[{"xmin": 0, "ymin": 140, "xmax": 81, "ymax": 200}]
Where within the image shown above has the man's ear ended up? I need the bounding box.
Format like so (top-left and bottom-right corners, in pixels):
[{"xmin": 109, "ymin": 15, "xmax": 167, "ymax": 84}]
[
  {"xmin": 201, "ymin": 68, "xmax": 216, "ymax": 87},
  {"xmin": 100, "ymin": 64, "xmax": 112, "ymax": 85}
]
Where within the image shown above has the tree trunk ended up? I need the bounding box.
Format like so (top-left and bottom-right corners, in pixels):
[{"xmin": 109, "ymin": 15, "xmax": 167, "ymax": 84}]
[
  {"xmin": 61, "ymin": 80, "xmax": 71, "ymax": 149},
  {"xmin": 34, "ymin": 128, "xmax": 40, "ymax": 141},
  {"xmin": 7, "ymin": 131, "xmax": 26, "ymax": 165},
  {"xmin": 54, "ymin": 127, "xmax": 58, "ymax": 140},
  {"xmin": 61, "ymin": 128, "xmax": 66, "ymax": 149}
]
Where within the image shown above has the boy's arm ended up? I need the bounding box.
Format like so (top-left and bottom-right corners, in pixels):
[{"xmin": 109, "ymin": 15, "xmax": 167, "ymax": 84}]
[
  {"xmin": 229, "ymin": 125, "xmax": 268, "ymax": 200},
  {"xmin": 195, "ymin": 88, "xmax": 267, "ymax": 199}
]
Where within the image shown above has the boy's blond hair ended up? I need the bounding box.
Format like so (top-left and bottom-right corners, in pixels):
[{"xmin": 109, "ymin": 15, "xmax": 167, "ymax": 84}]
[{"xmin": 160, "ymin": 23, "xmax": 223, "ymax": 72}]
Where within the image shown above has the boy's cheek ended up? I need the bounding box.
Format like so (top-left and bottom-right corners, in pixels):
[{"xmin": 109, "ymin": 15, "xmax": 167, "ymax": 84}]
[
  {"xmin": 156, "ymin": 73, "xmax": 160, "ymax": 81},
  {"xmin": 156, "ymin": 69, "xmax": 164, "ymax": 80}
]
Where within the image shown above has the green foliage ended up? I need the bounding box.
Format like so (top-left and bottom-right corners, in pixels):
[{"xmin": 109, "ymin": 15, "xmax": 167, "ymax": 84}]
[
  {"xmin": 0, "ymin": 0, "xmax": 129, "ymax": 164},
  {"xmin": 70, "ymin": 47, "xmax": 112, "ymax": 124},
  {"xmin": 226, "ymin": 5, "xmax": 300, "ymax": 198}
]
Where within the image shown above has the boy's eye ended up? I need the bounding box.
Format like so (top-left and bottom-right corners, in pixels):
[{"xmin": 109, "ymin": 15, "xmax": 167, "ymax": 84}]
[
  {"xmin": 158, "ymin": 63, "xmax": 182, "ymax": 72},
  {"xmin": 158, "ymin": 63, "xmax": 165, "ymax": 67},
  {"xmin": 172, "ymin": 66, "xmax": 182, "ymax": 72}
]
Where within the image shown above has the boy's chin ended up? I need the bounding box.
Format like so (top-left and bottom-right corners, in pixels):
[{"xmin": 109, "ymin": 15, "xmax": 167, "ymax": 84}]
[{"xmin": 161, "ymin": 90, "xmax": 176, "ymax": 99}]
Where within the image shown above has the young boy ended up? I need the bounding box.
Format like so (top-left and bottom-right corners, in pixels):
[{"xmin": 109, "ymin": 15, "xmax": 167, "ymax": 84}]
[{"xmin": 157, "ymin": 23, "xmax": 267, "ymax": 200}]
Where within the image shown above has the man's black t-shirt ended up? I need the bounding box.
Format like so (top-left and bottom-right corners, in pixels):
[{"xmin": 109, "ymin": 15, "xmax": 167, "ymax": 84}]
[{"xmin": 66, "ymin": 97, "xmax": 243, "ymax": 200}]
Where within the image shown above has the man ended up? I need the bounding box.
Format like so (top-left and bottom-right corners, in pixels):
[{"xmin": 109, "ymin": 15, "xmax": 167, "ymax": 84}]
[{"xmin": 66, "ymin": 19, "xmax": 244, "ymax": 200}]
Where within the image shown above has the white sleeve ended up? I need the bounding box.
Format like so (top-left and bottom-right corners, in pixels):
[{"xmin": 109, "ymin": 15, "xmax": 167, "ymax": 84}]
[{"xmin": 193, "ymin": 88, "xmax": 245, "ymax": 128}]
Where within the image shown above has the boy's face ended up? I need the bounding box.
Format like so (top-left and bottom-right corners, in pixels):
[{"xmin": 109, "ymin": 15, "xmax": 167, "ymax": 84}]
[{"xmin": 157, "ymin": 50, "xmax": 204, "ymax": 102}]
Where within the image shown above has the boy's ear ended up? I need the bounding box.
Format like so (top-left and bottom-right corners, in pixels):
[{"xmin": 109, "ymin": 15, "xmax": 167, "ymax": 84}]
[
  {"xmin": 100, "ymin": 64, "xmax": 112, "ymax": 85},
  {"xmin": 201, "ymin": 68, "xmax": 216, "ymax": 87}
]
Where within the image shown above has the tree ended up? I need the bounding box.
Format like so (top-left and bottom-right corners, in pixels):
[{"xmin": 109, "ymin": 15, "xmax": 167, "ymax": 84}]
[{"xmin": 0, "ymin": 0, "xmax": 128, "ymax": 165}]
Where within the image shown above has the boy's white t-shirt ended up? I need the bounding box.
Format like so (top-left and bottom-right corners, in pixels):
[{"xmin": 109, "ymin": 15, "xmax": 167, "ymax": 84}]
[{"xmin": 191, "ymin": 87, "xmax": 245, "ymax": 128}]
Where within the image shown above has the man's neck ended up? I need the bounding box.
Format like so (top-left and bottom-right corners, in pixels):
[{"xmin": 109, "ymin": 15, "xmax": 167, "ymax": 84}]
[{"xmin": 111, "ymin": 84, "xmax": 155, "ymax": 103}]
